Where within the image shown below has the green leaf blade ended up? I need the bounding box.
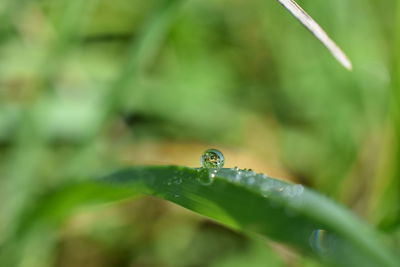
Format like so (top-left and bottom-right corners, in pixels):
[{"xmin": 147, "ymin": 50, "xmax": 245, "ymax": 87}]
[
  {"xmin": 16, "ymin": 166, "xmax": 399, "ymax": 267},
  {"xmin": 97, "ymin": 166, "xmax": 398, "ymax": 267}
]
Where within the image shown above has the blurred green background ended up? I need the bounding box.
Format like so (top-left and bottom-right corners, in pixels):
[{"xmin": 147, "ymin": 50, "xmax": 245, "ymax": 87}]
[{"xmin": 0, "ymin": 0, "xmax": 399, "ymax": 266}]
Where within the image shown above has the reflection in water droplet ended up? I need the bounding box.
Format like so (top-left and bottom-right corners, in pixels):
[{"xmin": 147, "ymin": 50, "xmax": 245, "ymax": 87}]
[
  {"xmin": 201, "ymin": 149, "xmax": 225, "ymax": 169},
  {"xmin": 309, "ymin": 229, "xmax": 331, "ymax": 255}
]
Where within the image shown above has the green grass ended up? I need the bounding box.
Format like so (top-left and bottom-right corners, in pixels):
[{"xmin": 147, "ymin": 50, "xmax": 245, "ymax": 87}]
[
  {"xmin": 0, "ymin": 0, "xmax": 399, "ymax": 266},
  {"xmin": 8, "ymin": 166, "xmax": 399, "ymax": 267}
]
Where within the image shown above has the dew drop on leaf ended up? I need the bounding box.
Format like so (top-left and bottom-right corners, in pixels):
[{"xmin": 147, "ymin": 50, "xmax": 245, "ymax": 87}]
[
  {"xmin": 247, "ymin": 177, "xmax": 255, "ymax": 185},
  {"xmin": 196, "ymin": 168, "xmax": 215, "ymax": 185},
  {"xmin": 201, "ymin": 149, "xmax": 225, "ymax": 169},
  {"xmin": 309, "ymin": 229, "xmax": 333, "ymax": 255}
]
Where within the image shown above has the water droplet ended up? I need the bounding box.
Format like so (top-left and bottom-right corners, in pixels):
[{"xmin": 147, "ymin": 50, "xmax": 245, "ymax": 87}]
[
  {"xmin": 261, "ymin": 183, "xmax": 269, "ymax": 190},
  {"xmin": 292, "ymin": 184, "xmax": 304, "ymax": 196},
  {"xmin": 196, "ymin": 168, "xmax": 215, "ymax": 185},
  {"xmin": 283, "ymin": 184, "xmax": 304, "ymax": 197},
  {"xmin": 233, "ymin": 166, "xmax": 239, "ymax": 171},
  {"xmin": 234, "ymin": 169, "xmax": 242, "ymax": 182},
  {"xmin": 201, "ymin": 148, "xmax": 225, "ymax": 169},
  {"xmin": 210, "ymin": 169, "xmax": 219, "ymax": 179},
  {"xmin": 174, "ymin": 194, "xmax": 180, "ymax": 198},
  {"xmin": 261, "ymin": 182, "xmax": 272, "ymax": 197},
  {"xmin": 173, "ymin": 176, "xmax": 182, "ymax": 185},
  {"xmin": 248, "ymin": 177, "xmax": 255, "ymax": 185},
  {"xmin": 309, "ymin": 229, "xmax": 332, "ymax": 255}
]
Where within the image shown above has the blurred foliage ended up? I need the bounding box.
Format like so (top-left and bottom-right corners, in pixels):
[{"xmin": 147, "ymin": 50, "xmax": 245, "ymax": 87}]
[{"xmin": 0, "ymin": 0, "xmax": 399, "ymax": 266}]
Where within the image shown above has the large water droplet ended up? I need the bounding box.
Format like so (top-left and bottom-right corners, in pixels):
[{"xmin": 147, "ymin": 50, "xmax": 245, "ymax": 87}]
[{"xmin": 201, "ymin": 149, "xmax": 225, "ymax": 169}]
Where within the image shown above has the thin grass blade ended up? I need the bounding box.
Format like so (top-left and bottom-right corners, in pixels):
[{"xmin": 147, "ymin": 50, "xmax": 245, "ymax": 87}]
[{"xmin": 277, "ymin": 0, "xmax": 352, "ymax": 70}]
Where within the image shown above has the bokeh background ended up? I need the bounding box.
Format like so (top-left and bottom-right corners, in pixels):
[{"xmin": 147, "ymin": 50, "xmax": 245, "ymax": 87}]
[{"xmin": 0, "ymin": 0, "xmax": 399, "ymax": 266}]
